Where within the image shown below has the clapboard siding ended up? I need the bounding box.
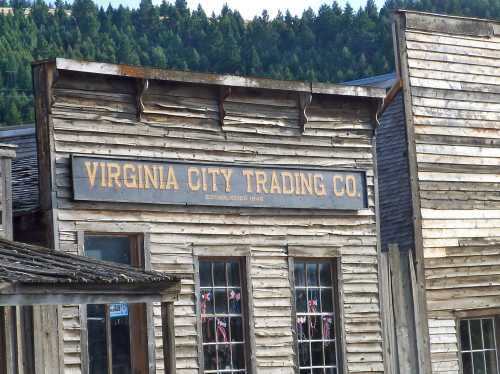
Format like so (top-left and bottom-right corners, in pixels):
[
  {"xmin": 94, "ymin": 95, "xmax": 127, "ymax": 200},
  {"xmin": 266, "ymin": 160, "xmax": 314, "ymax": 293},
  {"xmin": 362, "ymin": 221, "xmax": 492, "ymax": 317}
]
[
  {"xmin": 376, "ymin": 93, "xmax": 414, "ymax": 252},
  {"xmin": 32, "ymin": 64, "xmax": 384, "ymax": 374},
  {"xmin": 398, "ymin": 11, "xmax": 500, "ymax": 374}
]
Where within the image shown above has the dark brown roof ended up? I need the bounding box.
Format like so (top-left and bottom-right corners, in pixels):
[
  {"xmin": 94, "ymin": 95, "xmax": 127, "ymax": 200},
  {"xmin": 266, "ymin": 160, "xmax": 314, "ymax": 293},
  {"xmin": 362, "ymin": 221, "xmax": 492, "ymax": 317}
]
[{"xmin": 0, "ymin": 238, "xmax": 175, "ymax": 287}]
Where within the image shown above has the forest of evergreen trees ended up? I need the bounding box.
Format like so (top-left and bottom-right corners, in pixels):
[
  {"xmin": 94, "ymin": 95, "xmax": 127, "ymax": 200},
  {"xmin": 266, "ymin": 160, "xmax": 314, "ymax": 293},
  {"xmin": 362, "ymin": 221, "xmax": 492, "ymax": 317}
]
[{"xmin": 0, "ymin": 0, "xmax": 499, "ymax": 125}]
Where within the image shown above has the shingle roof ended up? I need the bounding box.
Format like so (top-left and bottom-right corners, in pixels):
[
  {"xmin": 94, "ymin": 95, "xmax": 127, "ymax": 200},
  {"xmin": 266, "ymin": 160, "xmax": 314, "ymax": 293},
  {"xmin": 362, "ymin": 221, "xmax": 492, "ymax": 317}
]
[
  {"xmin": 0, "ymin": 124, "xmax": 39, "ymax": 215},
  {"xmin": 0, "ymin": 237, "xmax": 175, "ymax": 287}
]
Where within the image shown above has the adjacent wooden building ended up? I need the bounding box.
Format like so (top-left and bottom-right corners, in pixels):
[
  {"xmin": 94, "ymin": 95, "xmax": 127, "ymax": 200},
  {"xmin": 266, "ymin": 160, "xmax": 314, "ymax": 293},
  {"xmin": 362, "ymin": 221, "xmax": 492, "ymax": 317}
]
[
  {"xmin": 377, "ymin": 10, "xmax": 500, "ymax": 374},
  {"xmin": 27, "ymin": 58, "xmax": 387, "ymax": 374}
]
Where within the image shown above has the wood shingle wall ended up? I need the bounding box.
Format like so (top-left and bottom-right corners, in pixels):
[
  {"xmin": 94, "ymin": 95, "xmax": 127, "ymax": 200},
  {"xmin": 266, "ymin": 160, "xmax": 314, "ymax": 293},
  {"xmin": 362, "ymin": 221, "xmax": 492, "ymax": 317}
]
[
  {"xmin": 32, "ymin": 61, "xmax": 385, "ymax": 374},
  {"xmin": 395, "ymin": 11, "xmax": 500, "ymax": 374}
]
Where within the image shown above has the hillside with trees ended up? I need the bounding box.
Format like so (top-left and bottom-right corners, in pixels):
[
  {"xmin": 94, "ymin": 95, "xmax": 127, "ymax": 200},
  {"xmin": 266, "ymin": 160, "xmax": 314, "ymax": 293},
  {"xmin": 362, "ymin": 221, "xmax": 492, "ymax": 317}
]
[{"xmin": 0, "ymin": 0, "xmax": 498, "ymax": 125}]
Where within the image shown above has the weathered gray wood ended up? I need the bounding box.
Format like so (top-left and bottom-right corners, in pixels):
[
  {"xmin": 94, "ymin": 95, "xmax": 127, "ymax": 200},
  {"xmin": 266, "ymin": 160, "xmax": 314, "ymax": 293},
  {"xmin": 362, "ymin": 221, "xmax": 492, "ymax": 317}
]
[{"xmin": 31, "ymin": 59, "xmax": 385, "ymax": 374}]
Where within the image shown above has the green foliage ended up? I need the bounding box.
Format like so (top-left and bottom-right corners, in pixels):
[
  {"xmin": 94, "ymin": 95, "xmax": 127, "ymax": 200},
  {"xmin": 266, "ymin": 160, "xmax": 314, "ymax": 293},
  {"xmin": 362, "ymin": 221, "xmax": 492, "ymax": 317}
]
[{"xmin": 0, "ymin": 0, "xmax": 499, "ymax": 125}]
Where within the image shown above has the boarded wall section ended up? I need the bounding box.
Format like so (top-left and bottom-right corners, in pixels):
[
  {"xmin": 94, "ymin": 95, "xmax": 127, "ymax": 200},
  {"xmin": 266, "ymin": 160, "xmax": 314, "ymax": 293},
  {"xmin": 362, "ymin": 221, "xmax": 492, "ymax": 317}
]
[{"xmin": 34, "ymin": 67, "xmax": 384, "ymax": 374}]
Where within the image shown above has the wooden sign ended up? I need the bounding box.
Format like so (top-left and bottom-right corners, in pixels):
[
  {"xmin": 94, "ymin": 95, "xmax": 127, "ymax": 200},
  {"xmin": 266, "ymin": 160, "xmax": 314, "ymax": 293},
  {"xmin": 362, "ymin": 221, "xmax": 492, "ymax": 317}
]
[{"xmin": 72, "ymin": 156, "xmax": 368, "ymax": 210}]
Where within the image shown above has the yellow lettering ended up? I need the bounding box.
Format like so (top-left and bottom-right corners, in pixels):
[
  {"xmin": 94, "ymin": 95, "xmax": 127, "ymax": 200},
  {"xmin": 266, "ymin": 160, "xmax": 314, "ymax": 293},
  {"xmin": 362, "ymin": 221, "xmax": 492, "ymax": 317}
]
[
  {"xmin": 138, "ymin": 165, "xmax": 144, "ymax": 189},
  {"xmin": 294, "ymin": 173, "xmax": 301, "ymax": 195},
  {"xmin": 188, "ymin": 167, "xmax": 201, "ymax": 191},
  {"xmin": 255, "ymin": 170, "xmax": 269, "ymax": 194},
  {"xmin": 107, "ymin": 163, "xmax": 122, "ymax": 188},
  {"xmin": 123, "ymin": 164, "xmax": 138, "ymax": 188},
  {"xmin": 333, "ymin": 175, "xmax": 345, "ymax": 197},
  {"xmin": 281, "ymin": 172, "xmax": 294, "ymax": 195},
  {"xmin": 100, "ymin": 162, "xmax": 106, "ymax": 187},
  {"xmin": 166, "ymin": 167, "xmax": 179, "ymax": 190},
  {"xmin": 144, "ymin": 165, "xmax": 159, "ymax": 189},
  {"xmin": 207, "ymin": 168, "xmax": 220, "ymax": 192},
  {"xmin": 220, "ymin": 169, "xmax": 233, "ymax": 192},
  {"xmin": 242, "ymin": 170, "xmax": 254, "ymax": 193},
  {"xmin": 346, "ymin": 175, "xmax": 357, "ymax": 197},
  {"xmin": 270, "ymin": 171, "xmax": 282, "ymax": 194},
  {"xmin": 201, "ymin": 168, "xmax": 208, "ymax": 192},
  {"xmin": 300, "ymin": 173, "xmax": 313, "ymax": 195},
  {"xmin": 159, "ymin": 166, "xmax": 165, "ymax": 189},
  {"xmin": 313, "ymin": 174, "xmax": 326, "ymax": 196},
  {"xmin": 84, "ymin": 161, "xmax": 99, "ymax": 189}
]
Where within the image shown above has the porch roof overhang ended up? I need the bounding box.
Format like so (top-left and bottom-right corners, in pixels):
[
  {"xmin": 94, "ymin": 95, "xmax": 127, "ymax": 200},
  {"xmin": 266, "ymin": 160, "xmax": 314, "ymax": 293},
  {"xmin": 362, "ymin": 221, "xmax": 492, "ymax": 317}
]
[{"xmin": 0, "ymin": 238, "xmax": 181, "ymax": 306}]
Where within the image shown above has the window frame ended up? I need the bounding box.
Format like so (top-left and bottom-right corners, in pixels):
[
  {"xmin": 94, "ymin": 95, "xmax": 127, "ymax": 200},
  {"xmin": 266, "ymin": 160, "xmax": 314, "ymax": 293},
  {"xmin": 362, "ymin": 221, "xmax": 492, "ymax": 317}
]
[
  {"xmin": 195, "ymin": 254, "xmax": 253, "ymax": 374},
  {"xmin": 77, "ymin": 230, "xmax": 155, "ymax": 374},
  {"xmin": 289, "ymin": 257, "xmax": 343, "ymax": 374},
  {"xmin": 458, "ymin": 316, "xmax": 500, "ymax": 374}
]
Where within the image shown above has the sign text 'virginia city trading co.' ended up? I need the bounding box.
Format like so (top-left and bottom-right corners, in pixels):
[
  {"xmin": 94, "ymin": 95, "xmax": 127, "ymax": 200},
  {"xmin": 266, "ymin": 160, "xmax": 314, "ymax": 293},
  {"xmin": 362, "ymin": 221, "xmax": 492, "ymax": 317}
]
[{"xmin": 72, "ymin": 156, "xmax": 368, "ymax": 210}]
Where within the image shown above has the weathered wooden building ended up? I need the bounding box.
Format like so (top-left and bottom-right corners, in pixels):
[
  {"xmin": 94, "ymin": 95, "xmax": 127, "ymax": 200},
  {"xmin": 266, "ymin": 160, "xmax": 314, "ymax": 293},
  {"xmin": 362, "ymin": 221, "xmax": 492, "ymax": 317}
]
[
  {"xmin": 376, "ymin": 10, "xmax": 500, "ymax": 374},
  {"xmin": 25, "ymin": 58, "xmax": 387, "ymax": 374}
]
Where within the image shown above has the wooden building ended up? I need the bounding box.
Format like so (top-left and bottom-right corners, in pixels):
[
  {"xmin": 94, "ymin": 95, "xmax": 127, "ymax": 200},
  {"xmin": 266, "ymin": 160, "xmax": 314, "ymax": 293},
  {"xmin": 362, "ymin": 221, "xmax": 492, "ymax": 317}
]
[
  {"xmin": 376, "ymin": 10, "xmax": 500, "ymax": 374},
  {"xmin": 27, "ymin": 58, "xmax": 387, "ymax": 374}
]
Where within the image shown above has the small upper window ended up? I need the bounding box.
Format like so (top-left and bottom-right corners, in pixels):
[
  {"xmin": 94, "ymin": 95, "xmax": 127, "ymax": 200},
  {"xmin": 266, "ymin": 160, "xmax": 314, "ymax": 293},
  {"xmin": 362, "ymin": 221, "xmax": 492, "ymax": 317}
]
[
  {"xmin": 460, "ymin": 318, "xmax": 499, "ymax": 374},
  {"xmin": 199, "ymin": 259, "xmax": 247, "ymax": 374}
]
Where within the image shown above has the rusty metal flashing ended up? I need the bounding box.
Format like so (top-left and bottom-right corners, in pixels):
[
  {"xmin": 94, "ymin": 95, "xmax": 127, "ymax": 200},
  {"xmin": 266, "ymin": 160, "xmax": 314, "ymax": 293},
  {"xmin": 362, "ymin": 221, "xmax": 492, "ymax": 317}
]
[{"xmin": 31, "ymin": 58, "xmax": 387, "ymax": 99}]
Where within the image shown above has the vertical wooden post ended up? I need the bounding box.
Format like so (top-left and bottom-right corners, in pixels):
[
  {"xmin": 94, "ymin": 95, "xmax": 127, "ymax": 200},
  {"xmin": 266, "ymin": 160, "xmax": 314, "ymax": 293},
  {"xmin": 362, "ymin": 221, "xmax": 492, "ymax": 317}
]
[
  {"xmin": 388, "ymin": 244, "xmax": 417, "ymax": 374},
  {"xmin": 380, "ymin": 251, "xmax": 397, "ymax": 374},
  {"xmin": 161, "ymin": 302, "xmax": 176, "ymax": 374}
]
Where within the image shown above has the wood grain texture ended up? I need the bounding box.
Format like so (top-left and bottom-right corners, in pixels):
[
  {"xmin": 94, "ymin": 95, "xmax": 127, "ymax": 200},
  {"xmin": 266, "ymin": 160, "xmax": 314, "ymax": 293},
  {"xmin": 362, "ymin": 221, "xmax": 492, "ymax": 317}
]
[
  {"xmin": 33, "ymin": 65, "xmax": 383, "ymax": 374},
  {"xmin": 398, "ymin": 11, "xmax": 500, "ymax": 374}
]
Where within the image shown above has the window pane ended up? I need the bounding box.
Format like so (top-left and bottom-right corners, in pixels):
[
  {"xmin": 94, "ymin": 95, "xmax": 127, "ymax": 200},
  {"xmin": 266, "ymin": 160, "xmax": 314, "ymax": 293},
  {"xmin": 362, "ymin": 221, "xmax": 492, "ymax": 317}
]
[
  {"xmin": 204, "ymin": 345, "xmax": 217, "ymax": 371},
  {"xmin": 300, "ymin": 370, "xmax": 311, "ymax": 374},
  {"xmin": 214, "ymin": 289, "xmax": 228, "ymax": 314},
  {"xmin": 321, "ymin": 289, "xmax": 333, "ymax": 313},
  {"xmin": 319, "ymin": 263, "xmax": 332, "ymax": 287},
  {"xmin": 313, "ymin": 368, "xmax": 324, "ymax": 374},
  {"xmin": 231, "ymin": 344, "xmax": 245, "ymax": 369},
  {"xmin": 217, "ymin": 345, "xmax": 231, "ymax": 370},
  {"xmin": 202, "ymin": 318, "xmax": 215, "ymax": 343},
  {"xmin": 213, "ymin": 262, "xmax": 226, "ymax": 286},
  {"xmin": 296, "ymin": 289, "xmax": 307, "ymax": 313},
  {"xmin": 482, "ymin": 319, "xmax": 495, "ymax": 350},
  {"xmin": 322, "ymin": 316, "xmax": 334, "ymax": 341},
  {"xmin": 228, "ymin": 289, "xmax": 241, "ymax": 314},
  {"xmin": 216, "ymin": 317, "xmax": 229, "ymax": 343},
  {"xmin": 485, "ymin": 350, "xmax": 498, "ymax": 374},
  {"xmin": 462, "ymin": 353, "xmax": 472, "ymax": 374},
  {"xmin": 461, "ymin": 320, "xmax": 471, "ymax": 351},
  {"xmin": 297, "ymin": 316, "xmax": 309, "ymax": 340},
  {"xmin": 324, "ymin": 342, "xmax": 336, "ymax": 366},
  {"xmin": 325, "ymin": 368, "xmax": 337, "ymax": 374},
  {"xmin": 230, "ymin": 317, "xmax": 244, "ymax": 342},
  {"xmin": 311, "ymin": 342, "xmax": 323, "ymax": 366},
  {"xmin": 200, "ymin": 290, "xmax": 214, "ymax": 315},
  {"xmin": 111, "ymin": 308, "xmax": 131, "ymax": 374},
  {"xmin": 310, "ymin": 316, "xmax": 322, "ymax": 340},
  {"xmin": 200, "ymin": 262, "xmax": 212, "ymax": 287},
  {"xmin": 308, "ymin": 289, "xmax": 321, "ymax": 313},
  {"xmin": 87, "ymin": 304, "xmax": 108, "ymax": 374},
  {"xmin": 307, "ymin": 263, "xmax": 318, "ymax": 286},
  {"xmin": 299, "ymin": 342, "xmax": 310, "ymax": 367},
  {"xmin": 85, "ymin": 236, "xmax": 130, "ymax": 264},
  {"xmin": 295, "ymin": 263, "xmax": 306, "ymax": 287},
  {"xmin": 470, "ymin": 320, "xmax": 483, "ymax": 350},
  {"xmin": 473, "ymin": 351, "xmax": 486, "ymax": 374},
  {"xmin": 227, "ymin": 262, "xmax": 240, "ymax": 287}
]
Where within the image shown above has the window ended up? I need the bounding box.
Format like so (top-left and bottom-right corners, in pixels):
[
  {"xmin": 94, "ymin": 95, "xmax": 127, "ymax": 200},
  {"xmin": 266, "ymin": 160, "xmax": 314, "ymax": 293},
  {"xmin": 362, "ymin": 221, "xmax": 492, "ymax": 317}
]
[
  {"xmin": 199, "ymin": 259, "xmax": 247, "ymax": 374},
  {"xmin": 460, "ymin": 318, "xmax": 500, "ymax": 374},
  {"xmin": 293, "ymin": 261, "xmax": 339, "ymax": 374},
  {"xmin": 84, "ymin": 235, "xmax": 148, "ymax": 374}
]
